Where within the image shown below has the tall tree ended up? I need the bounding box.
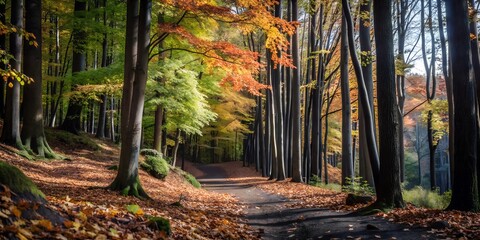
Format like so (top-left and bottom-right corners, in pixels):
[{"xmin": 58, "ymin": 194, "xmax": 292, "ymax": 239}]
[
  {"xmin": 290, "ymin": 0, "xmax": 302, "ymax": 182},
  {"xmin": 1, "ymin": 0, "xmax": 24, "ymax": 149},
  {"xmin": 61, "ymin": 0, "xmax": 88, "ymax": 134},
  {"xmin": 445, "ymin": 0, "xmax": 479, "ymax": 212},
  {"xmin": 342, "ymin": 0, "xmax": 380, "ymax": 187},
  {"xmin": 109, "ymin": 0, "xmax": 152, "ymax": 198},
  {"xmin": 270, "ymin": 0, "xmax": 286, "ymax": 180},
  {"xmin": 421, "ymin": 0, "xmax": 438, "ymax": 190},
  {"xmin": 96, "ymin": 0, "xmax": 109, "ymax": 139},
  {"xmin": 373, "ymin": 0, "xmax": 404, "ymax": 208},
  {"xmin": 0, "ymin": 1, "xmax": 5, "ymax": 118},
  {"xmin": 22, "ymin": 0, "xmax": 57, "ymax": 158},
  {"xmin": 340, "ymin": 13, "xmax": 353, "ymax": 186},
  {"xmin": 358, "ymin": 0, "xmax": 375, "ymax": 187}
]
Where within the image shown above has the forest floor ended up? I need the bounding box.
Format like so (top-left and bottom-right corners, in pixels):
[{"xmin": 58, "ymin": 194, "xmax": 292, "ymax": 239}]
[{"xmin": 1, "ymin": 129, "xmax": 480, "ymax": 239}]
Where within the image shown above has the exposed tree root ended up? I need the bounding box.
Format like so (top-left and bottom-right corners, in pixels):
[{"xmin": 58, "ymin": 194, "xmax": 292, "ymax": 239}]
[{"xmin": 108, "ymin": 176, "xmax": 151, "ymax": 200}]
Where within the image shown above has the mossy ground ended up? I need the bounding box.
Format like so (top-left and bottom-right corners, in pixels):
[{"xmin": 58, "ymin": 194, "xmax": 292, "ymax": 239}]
[
  {"xmin": 0, "ymin": 161, "xmax": 45, "ymax": 199},
  {"xmin": 44, "ymin": 128, "xmax": 99, "ymax": 151}
]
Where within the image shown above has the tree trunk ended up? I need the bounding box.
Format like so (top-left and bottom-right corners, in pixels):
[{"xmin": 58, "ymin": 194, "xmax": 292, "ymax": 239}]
[
  {"xmin": 96, "ymin": 94, "xmax": 107, "ymax": 138},
  {"xmin": 373, "ymin": 0, "xmax": 404, "ymax": 208},
  {"xmin": 437, "ymin": 0, "xmax": 453, "ymax": 190},
  {"xmin": 1, "ymin": 0, "xmax": 24, "ymax": 150},
  {"xmin": 309, "ymin": 1, "xmax": 319, "ymax": 180},
  {"xmin": 290, "ymin": 0, "xmax": 302, "ymax": 182},
  {"xmin": 358, "ymin": 0, "xmax": 375, "ymax": 188},
  {"xmin": 396, "ymin": 0, "xmax": 407, "ymax": 183},
  {"xmin": 342, "ymin": 0, "xmax": 380, "ymax": 186},
  {"xmin": 272, "ymin": 0, "xmax": 286, "ymax": 180},
  {"xmin": 109, "ymin": 0, "xmax": 151, "ymax": 199},
  {"xmin": 340, "ymin": 14, "xmax": 353, "ymax": 186},
  {"xmin": 120, "ymin": 0, "xmax": 139, "ymax": 142},
  {"xmin": 21, "ymin": 0, "xmax": 57, "ymax": 158},
  {"xmin": 61, "ymin": 0, "xmax": 87, "ymax": 135},
  {"xmin": 0, "ymin": 1, "xmax": 5, "ymax": 119},
  {"xmin": 445, "ymin": 0, "xmax": 480, "ymax": 211},
  {"xmin": 172, "ymin": 129, "xmax": 181, "ymax": 167}
]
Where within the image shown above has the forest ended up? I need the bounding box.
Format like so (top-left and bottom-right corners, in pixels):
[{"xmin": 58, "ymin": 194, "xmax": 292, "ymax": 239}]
[{"xmin": 1, "ymin": 0, "xmax": 480, "ymax": 239}]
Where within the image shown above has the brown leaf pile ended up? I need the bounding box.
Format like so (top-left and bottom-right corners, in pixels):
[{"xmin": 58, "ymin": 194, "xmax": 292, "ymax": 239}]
[{"xmin": 0, "ymin": 135, "xmax": 258, "ymax": 239}]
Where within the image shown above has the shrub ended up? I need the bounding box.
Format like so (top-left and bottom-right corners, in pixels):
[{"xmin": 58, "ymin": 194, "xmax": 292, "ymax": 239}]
[
  {"xmin": 402, "ymin": 186, "xmax": 451, "ymax": 209},
  {"xmin": 309, "ymin": 175, "xmax": 342, "ymax": 192},
  {"xmin": 140, "ymin": 156, "xmax": 170, "ymax": 179},
  {"xmin": 342, "ymin": 177, "xmax": 374, "ymax": 196}
]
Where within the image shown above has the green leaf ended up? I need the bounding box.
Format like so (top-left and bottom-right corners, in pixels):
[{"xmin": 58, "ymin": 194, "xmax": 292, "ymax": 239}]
[{"xmin": 126, "ymin": 204, "xmax": 143, "ymax": 215}]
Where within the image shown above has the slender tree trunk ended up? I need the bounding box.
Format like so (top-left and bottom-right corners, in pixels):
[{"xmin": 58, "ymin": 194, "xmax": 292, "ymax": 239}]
[
  {"xmin": 96, "ymin": 4, "xmax": 109, "ymax": 138},
  {"xmin": 110, "ymin": 95, "xmax": 116, "ymax": 142},
  {"xmin": 445, "ymin": 0, "xmax": 479, "ymax": 211},
  {"xmin": 153, "ymin": 107, "xmax": 164, "ymax": 151},
  {"xmin": 109, "ymin": 0, "xmax": 151, "ymax": 199},
  {"xmin": 396, "ymin": 0, "xmax": 407, "ymax": 183},
  {"xmin": 342, "ymin": 0, "xmax": 380, "ymax": 186},
  {"xmin": 22, "ymin": 0, "xmax": 57, "ymax": 158},
  {"xmin": 358, "ymin": 0, "xmax": 375, "ymax": 188},
  {"xmin": 172, "ymin": 129, "xmax": 181, "ymax": 167},
  {"xmin": 290, "ymin": 0, "xmax": 302, "ymax": 182},
  {"xmin": 61, "ymin": 0, "xmax": 87, "ymax": 135},
  {"xmin": 96, "ymin": 94, "xmax": 107, "ymax": 138},
  {"xmin": 0, "ymin": 1, "xmax": 6, "ymax": 119},
  {"xmin": 272, "ymin": 0, "xmax": 286, "ymax": 180},
  {"xmin": 340, "ymin": 14, "xmax": 353, "ymax": 186},
  {"xmin": 437, "ymin": 0, "xmax": 453, "ymax": 190},
  {"xmin": 373, "ymin": 0, "xmax": 404, "ymax": 208},
  {"xmin": 2, "ymin": 0, "xmax": 24, "ymax": 150},
  {"xmin": 308, "ymin": 1, "xmax": 318, "ymax": 181}
]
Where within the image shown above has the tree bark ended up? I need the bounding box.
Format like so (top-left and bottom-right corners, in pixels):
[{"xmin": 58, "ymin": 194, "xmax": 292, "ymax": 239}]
[
  {"xmin": 445, "ymin": 0, "xmax": 480, "ymax": 211},
  {"xmin": 358, "ymin": 0, "xmax": 375, "ymax": 187},
  {"xmin": 340, "ymin": 14, "xmax": 353, "ymax": 186},
  {"xmin": 61, "ymin": 0, "xmax": 87, "ymax": 134},
  {"xmin": 342, "ymin": 0, "xmax": 380, "ymax": 186},
  {"xmin": 109, "ymin": 0, "xmax": 151, "ymax": 199},
  {"xmin": 21, "ymin": 0, "xmax": 57, "ymax": 158},
  {"xmin": 0, "ymin": 1, "xmax": 5, "ymax": 118},
  {"xmin": 373, "ymin": 0, "xmax": 404, "ymax": 208},
  {"xmin": 1, "ymin": 0, "xmax": 24, "ymax": 150},
  {"xmin": 120, "ymin": 0, "xmax": 139, "ymax": 142},
  {"xmin": 290, "ymin": 0, "xmax": 302, "ymax": 182}
]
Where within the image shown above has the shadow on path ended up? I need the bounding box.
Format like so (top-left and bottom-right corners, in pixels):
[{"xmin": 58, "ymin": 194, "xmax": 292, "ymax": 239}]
[{"xmin": 194, "ymin": 163, "xmax": 436, "ymax": 240}]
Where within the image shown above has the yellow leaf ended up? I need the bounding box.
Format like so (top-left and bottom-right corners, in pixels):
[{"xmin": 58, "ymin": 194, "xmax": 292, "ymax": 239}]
[
  {"xmin": 18, "ymin": 228, "xmax": 33, "ymax": 238},
  {"xmin": 77, "ymin": 211, "xmax": 87, "ymax": 222},
  {"xmin": 16, "ymin": 233, "xmax": 28, "ymax": 240},
  {"xmin": 8, "ymin": 82, "xmax": 13, "ymax": 88}
]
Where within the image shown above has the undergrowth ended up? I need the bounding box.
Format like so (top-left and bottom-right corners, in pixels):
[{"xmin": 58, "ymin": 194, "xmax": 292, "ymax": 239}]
[
  {"xmin": 140, "ymin": 156, "xmax": 170, "ymax": 179},
  {"xmin": 402, "ymin": 186, "xmax": 451, "ymax": 209},
  {"xmin": 44, "ymin": 128, "xmax": 99, "ymax": 151},
  {"xmin": 309, "ymin": 175, "xmax": 342, "ymax": 192}
]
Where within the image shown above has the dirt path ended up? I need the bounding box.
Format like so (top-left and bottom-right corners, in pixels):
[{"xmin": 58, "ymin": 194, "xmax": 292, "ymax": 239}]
[{"xmin": 192, "ymin": 162, "xmax": 437, "ymax": 240}]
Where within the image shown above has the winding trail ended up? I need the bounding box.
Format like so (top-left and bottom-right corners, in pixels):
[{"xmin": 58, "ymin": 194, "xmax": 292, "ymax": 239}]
[{"xmin": 192, "ymin": 162, "xmax": 436, "ymax": 240}]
